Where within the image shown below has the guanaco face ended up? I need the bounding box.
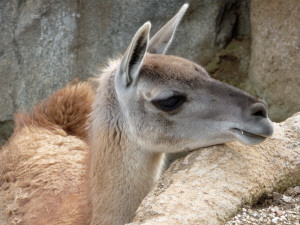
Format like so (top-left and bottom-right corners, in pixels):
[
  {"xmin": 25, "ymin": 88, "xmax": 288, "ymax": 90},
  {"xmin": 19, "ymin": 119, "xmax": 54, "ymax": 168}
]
[{"xmin": 114, "ymin": 4, "xmax": 273, "ymax": 154}]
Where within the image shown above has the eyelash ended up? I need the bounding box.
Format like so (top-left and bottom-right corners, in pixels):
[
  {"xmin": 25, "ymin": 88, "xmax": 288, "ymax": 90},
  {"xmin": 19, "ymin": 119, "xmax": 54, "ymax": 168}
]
[{"xmin": 152, "ymin": 95, "xmax": 186, "ymax": 112}]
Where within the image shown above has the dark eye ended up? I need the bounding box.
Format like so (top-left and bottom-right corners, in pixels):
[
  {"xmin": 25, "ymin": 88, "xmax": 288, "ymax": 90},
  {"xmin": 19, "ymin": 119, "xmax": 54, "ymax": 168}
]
[{"xmin": 152, "ymin": 96, "xmax": 186, "ymax": 112}]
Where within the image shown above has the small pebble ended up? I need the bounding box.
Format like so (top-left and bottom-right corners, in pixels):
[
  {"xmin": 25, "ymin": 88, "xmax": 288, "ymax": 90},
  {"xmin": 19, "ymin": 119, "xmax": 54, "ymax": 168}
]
[
  {"xmin": 276, "ymin": 209, "xmax": 283, "ymax": 216},
  {"xmin": 272, "ymin": 217, "xmax": 279, "ymax": 224},
  {"xmin": 282, "ymin": 195, "xmax": 293, "ymax": 203}
]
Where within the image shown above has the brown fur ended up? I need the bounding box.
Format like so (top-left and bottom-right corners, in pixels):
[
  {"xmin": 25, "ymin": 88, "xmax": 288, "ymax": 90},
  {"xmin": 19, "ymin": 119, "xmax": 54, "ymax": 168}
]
[
  {"xmin": 14, "ymin": 81, "xmax": 95, "ymax": 142},
  {"xmin": 0, "ymin": 82, "xmax": 94, "ymax": 225}
]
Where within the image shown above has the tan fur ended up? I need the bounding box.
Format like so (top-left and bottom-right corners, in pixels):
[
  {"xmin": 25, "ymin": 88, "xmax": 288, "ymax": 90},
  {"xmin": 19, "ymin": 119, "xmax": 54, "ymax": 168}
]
[
  {"xmin": 0, "ymin": 82, "xmax": 93, "ymax": 225},
  {"xmin": 14, "ymin": 81, "xmax": 94, "ymax": 141},
  {"xmin": 87, "ymin": 59, "xmax": 165, "ymax": 224},
  {"xmin": 0, "ymin": 7, "xmax": 273, "ymax": 224},
  {"xmin": 0, "ymin": 8, "xmax": 193, "ymax": 225},
  {"xmin": 0, "ymin": 55, "xmax": 272, "ymax": 225}
]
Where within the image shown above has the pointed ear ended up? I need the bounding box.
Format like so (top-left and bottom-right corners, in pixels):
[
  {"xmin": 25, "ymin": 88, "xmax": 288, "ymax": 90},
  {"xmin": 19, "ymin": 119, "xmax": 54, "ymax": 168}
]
[
  {"xmin": 148, "ymin": 3, "xmax": 189, "ymax": 55},
  {"xmin": 118, "ymin": 22, "xmax": 151, "ymax": 87}
]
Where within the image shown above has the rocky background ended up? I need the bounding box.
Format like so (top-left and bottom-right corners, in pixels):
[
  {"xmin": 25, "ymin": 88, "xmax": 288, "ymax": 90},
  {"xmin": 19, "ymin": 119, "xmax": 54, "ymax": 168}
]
[
  {"xmin": 0, "ymin": 0, "xmax": 299, "ymax": 224},
  {"xmin": 0, "ymin": 0, "xmax": 250, "ymax": 145},
  {"xmin": 1, "ymin": 0, "xmax": 300, "ymax": 145}
]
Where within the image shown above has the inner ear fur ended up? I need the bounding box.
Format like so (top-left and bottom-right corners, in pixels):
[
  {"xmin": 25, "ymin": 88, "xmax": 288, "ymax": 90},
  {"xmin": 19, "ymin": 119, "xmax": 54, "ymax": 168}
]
[
  {"xmin": 119, "ymin": 22, "xmax": 151, "ymax": 87},
  {"xmin": 148, "ymin": 3, "xmax": 189, "ymax": 55}
]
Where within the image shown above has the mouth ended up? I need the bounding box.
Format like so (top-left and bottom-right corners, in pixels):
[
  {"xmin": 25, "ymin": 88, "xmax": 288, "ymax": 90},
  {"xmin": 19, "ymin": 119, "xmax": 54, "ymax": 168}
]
[{"xmin": 230, "ymin": 128, "xmax": 267, "ymax": 145}]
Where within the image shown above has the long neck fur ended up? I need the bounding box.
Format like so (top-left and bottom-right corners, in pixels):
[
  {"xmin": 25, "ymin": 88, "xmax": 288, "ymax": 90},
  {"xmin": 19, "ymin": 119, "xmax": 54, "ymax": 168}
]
[{"xmin": 88, "ymin": 60, "xmax": 164, "ymax": 225}]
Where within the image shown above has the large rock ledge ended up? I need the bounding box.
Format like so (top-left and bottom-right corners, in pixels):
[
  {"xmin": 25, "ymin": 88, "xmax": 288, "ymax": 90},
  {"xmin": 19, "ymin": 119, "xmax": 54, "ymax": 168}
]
[{"xmin": 129, "ymin": 113, "xmax": 300, "ymax": 225}]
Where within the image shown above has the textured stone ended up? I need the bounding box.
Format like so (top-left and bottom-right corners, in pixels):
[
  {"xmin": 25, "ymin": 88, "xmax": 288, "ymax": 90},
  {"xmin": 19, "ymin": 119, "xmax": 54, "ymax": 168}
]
[
  {"xmin": 0, "ymin": 0, "xmax": 78, "ymax": 121},
  {"xmin": 129, "ymin": 113, "xmax": 300, "ymax": 225},
  {"xmin": 0, "ymin": 0, "xmax": 248, "ymax": 121},
  {"xmin": 0, "ymin": 121, "xmax": 14, "ymax": 147},
  {"xmin": 249, "ymin": 0, "xmax": 300, "ymax": 121}
]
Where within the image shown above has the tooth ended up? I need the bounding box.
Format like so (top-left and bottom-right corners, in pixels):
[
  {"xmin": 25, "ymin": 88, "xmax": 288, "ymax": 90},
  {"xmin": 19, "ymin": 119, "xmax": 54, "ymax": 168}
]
[{"xmin": 241, "ymin": 130, "xmax": 244, "ymax": 135}]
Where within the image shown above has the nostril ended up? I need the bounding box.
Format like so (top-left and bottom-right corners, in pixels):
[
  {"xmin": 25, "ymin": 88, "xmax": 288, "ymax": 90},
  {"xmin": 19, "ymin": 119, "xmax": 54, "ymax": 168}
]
[
  {"xmin": 253, "ymin": 109, "xmax": 265, "ymax": 117},
  {"xmin": 251, "ymin": 103, "xmax": 267, "ymax": 118}
]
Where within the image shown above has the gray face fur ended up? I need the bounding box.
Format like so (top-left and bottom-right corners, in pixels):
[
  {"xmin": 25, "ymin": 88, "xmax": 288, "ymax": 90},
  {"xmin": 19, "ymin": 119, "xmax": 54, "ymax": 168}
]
[{"xmin": 114, "ymin": 4, "xmax": 273, "ymax": 153}]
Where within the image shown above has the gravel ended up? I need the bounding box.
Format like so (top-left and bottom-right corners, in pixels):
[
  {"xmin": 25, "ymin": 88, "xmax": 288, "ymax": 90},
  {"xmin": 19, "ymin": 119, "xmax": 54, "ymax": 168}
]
[{"xmin": 226, "ymin": 186, "xmax": 300, "ymax": 225}]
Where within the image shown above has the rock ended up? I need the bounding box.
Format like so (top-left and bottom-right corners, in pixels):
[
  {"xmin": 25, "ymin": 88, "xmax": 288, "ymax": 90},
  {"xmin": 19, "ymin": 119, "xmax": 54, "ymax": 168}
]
[
  {"xmin": 275, "ymin": 209, "xmax": 283, "ymax": 217},
  {"xmin": 128, "ymin": 112, "xmax": 300, "ymax": 225},
  {"xmin": 271, "ymin": 217, "xmax": 279, "ymax": 224},
  {"xmin": 0, "ymin": 0, "xmax": 249, "ymax": 121},
  {"xmin": 282, "ymin": 195, "xmax": 293, "ymax": 204},
  {"xmin": 0, "ymin": 121, "xmax": 14, "ymax": 148},
  {"xmin": 285, "ymin": 186, "xmax": 300, "ymax": 196},
  {"xmin": 249, "ymin": 0, "xmax": 300, "ymax": 121},
  {"xmin": 0, "ymin": 0, "xmax": 78, "ymax": 121}
]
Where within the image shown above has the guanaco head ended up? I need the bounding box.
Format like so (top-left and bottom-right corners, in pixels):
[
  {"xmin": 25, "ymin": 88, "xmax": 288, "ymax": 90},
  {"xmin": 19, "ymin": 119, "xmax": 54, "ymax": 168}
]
[{"xmin": 114, "ymin": 4, "xmax": 273, "ymax": 152}]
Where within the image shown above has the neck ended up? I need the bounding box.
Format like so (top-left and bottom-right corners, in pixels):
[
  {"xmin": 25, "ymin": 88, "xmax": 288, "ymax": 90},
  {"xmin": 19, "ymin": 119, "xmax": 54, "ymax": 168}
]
[{"xmin": 87, "ymin": 69, "xmax": 164, "ymax": 225}]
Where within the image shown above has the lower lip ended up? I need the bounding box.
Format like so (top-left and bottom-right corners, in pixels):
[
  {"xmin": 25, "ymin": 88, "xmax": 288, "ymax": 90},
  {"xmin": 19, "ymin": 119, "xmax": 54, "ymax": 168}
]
[{"xmin": 230, "ymin": 128, "xmax": 266, "ymax": 144}]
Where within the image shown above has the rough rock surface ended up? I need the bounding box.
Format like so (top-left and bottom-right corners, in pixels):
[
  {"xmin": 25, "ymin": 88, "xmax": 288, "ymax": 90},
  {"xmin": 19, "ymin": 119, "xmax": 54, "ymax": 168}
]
[
  {"xmin": 0, "ymin": 0, "xmax": 248, "ymax": 122},
  {"xmin": 249, "ymin": 0, "xmax": 300, "ymax": 122},
  {"xmin": 0, "ymin": 0, "xmax": 78, "ymax": 121},
  {"xmin": 129, "ymin": 113, "xmax": 300, "ymax": 225},
  {"xmin": 226, "ymin": 186, "xmax": 300, "ymax": 225},
  {"xmin": 0, "ymin": 121, "xmax": 14, "ymax": 147}
]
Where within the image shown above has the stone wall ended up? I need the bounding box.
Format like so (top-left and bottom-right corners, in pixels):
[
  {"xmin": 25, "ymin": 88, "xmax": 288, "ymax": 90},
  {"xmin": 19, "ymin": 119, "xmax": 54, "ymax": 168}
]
[
  {"xmin": 1, "ymin": 0, "xmax": 300, "ymax": 138},
  {"xmin": 249, "ymin": 0, "xmax": 300, "ymax": 121},
  {"xmin": 0, "ymin": 0, "xmax": 247, "ymax": 122}
]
